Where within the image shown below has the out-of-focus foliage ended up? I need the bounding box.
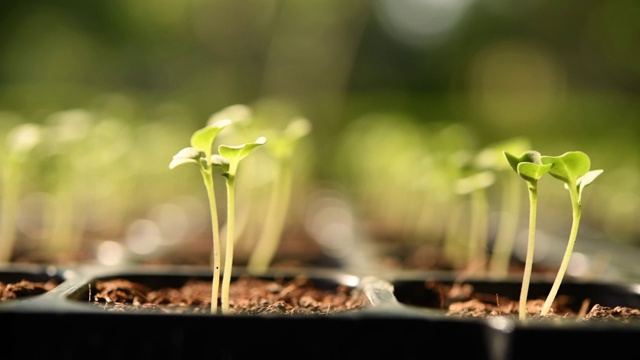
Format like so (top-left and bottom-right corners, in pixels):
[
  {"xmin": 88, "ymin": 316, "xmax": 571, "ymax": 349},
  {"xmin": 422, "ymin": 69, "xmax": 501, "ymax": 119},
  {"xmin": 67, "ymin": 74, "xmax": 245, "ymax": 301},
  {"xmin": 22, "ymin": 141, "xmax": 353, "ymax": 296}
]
[{"xmin": 1, "ymin": 0, "xmax": 640, "ymax": 266}]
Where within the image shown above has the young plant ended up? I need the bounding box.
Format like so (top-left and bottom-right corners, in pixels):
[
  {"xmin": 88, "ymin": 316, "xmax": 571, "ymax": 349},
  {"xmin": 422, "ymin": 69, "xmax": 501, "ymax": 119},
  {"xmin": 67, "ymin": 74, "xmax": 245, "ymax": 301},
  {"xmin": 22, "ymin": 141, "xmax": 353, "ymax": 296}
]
[
  {"xmin": 212, "ymin": 136, "xmax": 267, "ymax": 313},
  {"xmin": 503, "ymin": 150, "xmax": 552, "ymax": 321},
  {"xmin": 455, "ymin": 170, "xmax": 496, "ymax": 274},
  {"xmin": 538, "ymin": 151, "xmax": 603, "ymax": 316},
  {"xmin": 0, "ymin": 123, "xmax": 43, "ymax": 263},
  {"xmin": 474, "ymin": 137, "xmax": 531, "ymax": 278},
  {"xmin": 169, "ymin": 118, "xmax": 233, "ymax": 314},
  {"xmin": 246, "ymin": 117, "xmax": 311, "ymax": 274}
]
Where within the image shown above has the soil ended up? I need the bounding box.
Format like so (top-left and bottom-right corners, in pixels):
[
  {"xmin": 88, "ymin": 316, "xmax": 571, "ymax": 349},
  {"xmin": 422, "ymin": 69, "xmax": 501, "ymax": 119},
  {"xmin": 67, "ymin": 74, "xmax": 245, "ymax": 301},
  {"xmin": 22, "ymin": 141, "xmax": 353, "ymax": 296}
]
[
  {"xmin": 428, "ymin": 280, "xmax": 640, "ymax": 323},
  {"xmin": 0, "ymin": 279, "xmax": 58, "ymax": 300},
  {"xmin": 87, "ymin": 275, "xmax": 368, "ymax": 315}
]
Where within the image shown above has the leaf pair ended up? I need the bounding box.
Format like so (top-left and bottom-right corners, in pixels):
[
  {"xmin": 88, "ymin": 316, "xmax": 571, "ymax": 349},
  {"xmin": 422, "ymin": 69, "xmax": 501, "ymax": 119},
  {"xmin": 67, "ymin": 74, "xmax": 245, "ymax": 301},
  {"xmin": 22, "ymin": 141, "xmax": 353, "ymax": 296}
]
[
  {"xmin": 169, "ymin": 119, "xmax": 266, "ymax": 176},
  {"xmin": 504, "ymin": 150, "xmax": 603, "ymax": 201}
]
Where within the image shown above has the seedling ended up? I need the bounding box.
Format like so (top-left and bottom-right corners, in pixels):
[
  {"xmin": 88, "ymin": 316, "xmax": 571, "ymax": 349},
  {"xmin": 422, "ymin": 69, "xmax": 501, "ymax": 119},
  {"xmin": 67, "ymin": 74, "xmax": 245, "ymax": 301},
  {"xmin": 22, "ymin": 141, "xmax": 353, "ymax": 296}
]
[
  {"xmin": 455, "ymin": 170, "xmax": 495, "ymax": 273},
  {"xmin": 0, "ymin": 123, "xmax": 43, "ymax": 263},
  {"xmin": 538, "ymin": 151, "xmax": 603, "ymax": 316},
  {"xmin": 474, "ymin": 137, "xmax": 531, "ymax": 277},
  {"xmin": 169, "ymin": 108, "xmax": 266, "ymax": 314},
  {"xmin": 169, "ymin": 118, "xmax": 233, "ymax": 314},
  {"xmin": 213, "ymin": 136, "xmax": 267, "ymax": 313},
  {"xmin": 246, "ymin": 117, "xmax": 311, "ymax": 274},
  {"xmin": 503, "ymin": 150, "xmax": 552, "ymax": 321}
]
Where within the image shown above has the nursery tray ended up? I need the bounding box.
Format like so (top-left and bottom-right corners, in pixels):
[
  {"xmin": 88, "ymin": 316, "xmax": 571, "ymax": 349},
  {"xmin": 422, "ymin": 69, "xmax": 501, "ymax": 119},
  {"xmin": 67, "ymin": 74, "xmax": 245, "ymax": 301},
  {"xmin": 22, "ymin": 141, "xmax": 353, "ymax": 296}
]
[
  {"xmin": 387, "ymin": 272, "xmax": 640, "ymax": 360},
  {"xmin": 0, "ymin": 265, "xmax": 493, "ymax": 360}
]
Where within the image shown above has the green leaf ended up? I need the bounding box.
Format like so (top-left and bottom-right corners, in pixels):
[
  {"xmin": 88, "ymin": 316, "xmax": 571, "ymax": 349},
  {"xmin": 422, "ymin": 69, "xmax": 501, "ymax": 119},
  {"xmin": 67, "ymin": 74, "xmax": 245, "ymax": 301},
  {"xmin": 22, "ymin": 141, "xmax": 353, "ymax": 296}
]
[
  {"xmin": 503, "ymin": 150, "xmax": 542, "ymax": 172},
  {"xmin": 455, "ymin": 170, "xmax": 495, "ymax": 195},
  {"xmin": 540, "ymin": 151, "xmax": 591, "ymax": 186},
  {"xmin": 190, "ymin": 119, "xmax": 233, "ymax": 156},
  {"xmin": 517, "ymin": 162, "xmax": 553, "ymax": 183},
  {"xmin": 218, "ymin": 137, "xmax": 267, "ymax": 177},
  {"xmin": 503, "ymin": 150, "xmax": 551, "ymax": 186},
  {"xmin": 169, "ymin": 147, "xmax": 201, "ymax": 169},
  {"xmin": 475, "ymin": 137, "xmax": 531, "ymax": 170},
  {"xmin": 577, "ymin": 169, "xmax": 603, "ymax": 202},
  {"xmin": 269, "ymin": 117, "xmax": 312, "ymax": 159},
  {"xmin": 207, "ymin": 104, "xmax": 252, "ymax": 127}
]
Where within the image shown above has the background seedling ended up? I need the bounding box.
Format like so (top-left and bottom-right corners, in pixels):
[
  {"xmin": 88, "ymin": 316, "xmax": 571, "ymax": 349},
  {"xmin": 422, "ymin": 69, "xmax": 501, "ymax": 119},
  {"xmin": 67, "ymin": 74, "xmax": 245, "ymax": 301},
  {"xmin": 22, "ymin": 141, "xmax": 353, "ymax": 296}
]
[
  {"xmin": 503, "ymin": 150, "xmax": 552, "ymax": 321},
  {"xmin": 474, "ymin": 137, "xmax": 531, "ymax": 278},
  {"xmin": 0, "ymin": 123, "xmax": 43, "ymax": 263},
  {"xmin": 455, "ymin": 169, "xmax": 495, "ymax": 273},
  {"xmin": 539, "ymin": 151, "xmax": 603, "ymax": 316},
  {"xmin": 246, "ymin": 117, "xmax": 311, "ymax": 274}
]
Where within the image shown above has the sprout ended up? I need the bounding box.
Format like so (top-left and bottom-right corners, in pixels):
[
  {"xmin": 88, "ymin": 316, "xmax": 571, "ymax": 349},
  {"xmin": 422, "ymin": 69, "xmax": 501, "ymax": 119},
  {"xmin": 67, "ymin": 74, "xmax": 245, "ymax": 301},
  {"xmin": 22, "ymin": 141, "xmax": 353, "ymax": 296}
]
[
  {"xmin": 538, "ymin": 151, "xmax": 603, "ymax": 316},
  {"xmin": 169, "ymin": 116, "xmax": 234, "ymax": 315},
  {"xmin": 169, "ymin": 106, "xmax": 266, "ymax": 315},
  {"xmin": 475, "ymin": 137, "xmax": 531, "ymax": 278},
  {"xmin": 246, "ymin": 117, "xmax": 312, "ymax": 274},
  {"xmin": 503, "ymin": 150, "xmax": 552, "ymax": 321},
  {"xmin": 455, "ymin": 170, "xmax": 496, "ymax": 273},
  {"xmin": 214, "ymin": 137, "xmax": 267, "ymax": 313}
]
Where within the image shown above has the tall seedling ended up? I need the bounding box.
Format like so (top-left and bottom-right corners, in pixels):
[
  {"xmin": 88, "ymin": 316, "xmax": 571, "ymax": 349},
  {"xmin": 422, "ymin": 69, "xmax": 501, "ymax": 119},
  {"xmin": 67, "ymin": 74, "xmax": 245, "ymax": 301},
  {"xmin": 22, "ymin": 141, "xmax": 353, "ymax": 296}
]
[
  {"xmin": 169, "ymin": 118, "xmax": 232, "ymax": 314},
  {"xmin": 538, "ymin": 151, "xmax": 602, "ymax": 316},
  {"xmin": 503, "ymin": 150, "xmax": 551, "ymax": 321},
  {"xmin": 212, "ymin": 137, "xmax": 267, "ymax": 313}
]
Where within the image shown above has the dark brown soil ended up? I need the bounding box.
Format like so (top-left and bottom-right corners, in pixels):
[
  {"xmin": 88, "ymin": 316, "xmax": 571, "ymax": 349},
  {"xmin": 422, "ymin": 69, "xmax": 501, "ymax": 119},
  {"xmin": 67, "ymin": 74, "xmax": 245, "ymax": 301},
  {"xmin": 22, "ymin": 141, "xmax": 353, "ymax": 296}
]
[
  {"xmin": 0, "ymin": 279, "xmax": 58, "ymax": 300},
  {"xmin": 88, "ymin": 275, "xmax": 368, "ymax": 315},
  {"xmin": 428, "ymin": 280, "xmax": 640, "ymax": 323}
]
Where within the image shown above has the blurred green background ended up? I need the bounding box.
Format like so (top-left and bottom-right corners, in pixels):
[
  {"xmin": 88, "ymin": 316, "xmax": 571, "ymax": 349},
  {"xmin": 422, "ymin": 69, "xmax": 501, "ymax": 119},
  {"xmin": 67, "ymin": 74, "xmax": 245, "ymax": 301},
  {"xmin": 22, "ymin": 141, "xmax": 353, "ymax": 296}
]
[{"xmin": 1, "ymin": 0, "xmax": 639, "ymax": 272}]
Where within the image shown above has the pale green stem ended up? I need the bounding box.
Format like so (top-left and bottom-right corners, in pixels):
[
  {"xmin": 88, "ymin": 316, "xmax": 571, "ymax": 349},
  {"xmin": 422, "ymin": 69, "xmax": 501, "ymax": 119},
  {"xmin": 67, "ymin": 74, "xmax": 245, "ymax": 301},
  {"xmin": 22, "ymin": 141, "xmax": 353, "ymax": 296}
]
[
  {"xmin": 518, "ymin": 185, "xmax": 538, "ymax": 321},
  {"xmin": 247, "ymin": 158, "xmax": 292, "ymax": 274},
  {"xmin": 221, "ymin": 176, "xmax": 236, "ymax": 314},
  {"xmin": 540, "ymin": 185, "xmax": 581, "ymax": 316},
  {"xmin": 468, "ymin": 189, "xmax": 489, "ymax": 273},
  {"xmin": 489, "ymin": 172, "xmax": 521, "ymax": 277},
  {"xmin": 200, "ymin": 168, "xmax": 221, "ymax": 315},
  {"xmin": 0, "ymin": 159, "xmax": 20, "ymax": 263},
  {"xmin": 443, "ymin": 200, "xmax": 465, "ymax": 267}
]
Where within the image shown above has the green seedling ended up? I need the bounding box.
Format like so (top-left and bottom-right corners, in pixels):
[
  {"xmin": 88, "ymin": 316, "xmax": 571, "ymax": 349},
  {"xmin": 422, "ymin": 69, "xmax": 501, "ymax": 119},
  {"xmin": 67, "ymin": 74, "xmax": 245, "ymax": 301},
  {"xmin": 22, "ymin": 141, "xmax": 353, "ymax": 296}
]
[
  {"xmin": 0, "ymin": 123, "xmax": 43, "ymax": 263},
  {"xmin": 455, "ymin": 170, "xmax": 496, "ymax": 273},
  {"xmin": 246, "ymin": 117, "xmax": 311, "ymax": 274},
  {"xmin": 169, "ymin": 118, "xmax": 233, "ymax": 314},
  {"xmin": 538, "ymin": 151, "xmax": 603, "ymax": 316},
  {"xmin": 475, "ymin": 137, "xmax": 531, "ymax": 278},
  {"xmin": 503, "ymin": 150, "xmax": 552, "ymax": 321},
  {"xmin": 213, "ymin": 136, "xmax": 267, "ymax": 313}
]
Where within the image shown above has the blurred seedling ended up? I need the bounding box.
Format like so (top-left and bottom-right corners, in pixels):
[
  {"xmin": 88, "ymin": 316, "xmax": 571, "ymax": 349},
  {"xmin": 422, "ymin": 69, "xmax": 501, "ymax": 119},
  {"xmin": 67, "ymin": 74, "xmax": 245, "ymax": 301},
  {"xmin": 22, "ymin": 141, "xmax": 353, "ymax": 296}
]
[
  {"xmin": 0, "ymin": 123, "xmax": 44, "ymax": 263},
  {"xmin": 246, "ymin": 117, "xmax": 311, "ymax": 274}
]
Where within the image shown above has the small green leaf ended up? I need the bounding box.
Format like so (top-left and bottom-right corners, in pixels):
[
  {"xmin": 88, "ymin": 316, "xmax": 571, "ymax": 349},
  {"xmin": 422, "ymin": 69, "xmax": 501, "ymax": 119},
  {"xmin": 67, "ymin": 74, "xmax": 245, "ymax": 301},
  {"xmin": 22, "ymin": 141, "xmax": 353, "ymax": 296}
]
[
  {"xmin": 540, "ymin": 151, "xmax": 590, "ymax": 186},
  {"xmin": 455, "ymin": 170, "xmax": 495, "ymax": 195},
  {"xmin": 577, "ymin": 169, "xmax": 603, "ymax": 202},
  {"xmin": 207, "ymin": 104, "xmax": 252, "ymax": 127},
  {"xmin": 269, "ymin": 117, "xmax": 312, "ymax": 159},
  {"xmin": 503, "ymin": 150, "xmax": 542, "ymax": 173},
  {"xmin": 503, "ymin": 150, "xmax": 551, "ymax": 187},
  {"xmin": 169, "ymin": 147, "xmax": 201, "ymax": 169},
  {"xmin": 190, "ymin": 119, "xmax": 233, "ymax": 156},
  {"xmin": 218, "ymin": 137, "xmax": 267, "ymax": 177},
  {"xmin": 517, "ymin": 162, "xmax": 553, "ymax": 183},
  {"xmin": 475, "ymin": 137, "xmax": 530, "ymax": 170}
]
